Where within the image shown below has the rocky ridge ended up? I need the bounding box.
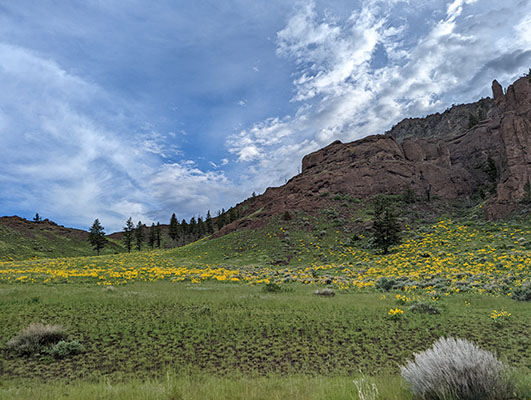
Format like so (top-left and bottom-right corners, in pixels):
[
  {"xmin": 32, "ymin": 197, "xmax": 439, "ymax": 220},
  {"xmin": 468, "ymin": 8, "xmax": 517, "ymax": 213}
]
[{"xmin": 220, "ymin": 76, "xmax": 531, "ymax": 234}]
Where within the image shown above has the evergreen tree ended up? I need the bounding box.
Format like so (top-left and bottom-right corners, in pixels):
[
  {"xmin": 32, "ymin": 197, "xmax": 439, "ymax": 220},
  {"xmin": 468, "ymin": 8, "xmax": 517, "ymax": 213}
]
[
  {"xmin": 216, "ymin": 210, "xmax": 225, "ymax": 230},
  {"xmin": 88, "ymin": 219, "xmax": 107, "ymax": 256},
  {"xmin": 135, "ymin": 221, "xmax": 144, "ymax": 251},
  {"xmin": 149, "ymin": 223, "xmax": 156, "ymax": 249},
  {"xmin": 181, "ymin": 219, "xmax": 188, "ymax": 244},
  {"xmin": 229, "ymin": 208, "xmax": 236, "ymax": 223},
  {"xmin": 371, "ymin": 196, "xmax": 401, "ymax": 254},
  {"xmin": 33, "ymin": 213, "xmax": 42, "ymax": 223},
  {"xmin": 122, "ymin": 217, "xmax": 135, "ymax": 253},
  {"xmin": 205, "ymin": 210, "xmax": 214, "ymax": 234},
  {"xmin": 197, "ymin": 217, "xmax": 205, "ymax": 237},
  {"xmin": 155, "ymin": 222, "xmax": 162, "ymax": 248},
  {"xmin": 169, "ymin": 213, "xmax": 179, "ymax": 241},
  {"xmin": 189, "ymin": 217, "xmax": 197, "ymax": 239}
]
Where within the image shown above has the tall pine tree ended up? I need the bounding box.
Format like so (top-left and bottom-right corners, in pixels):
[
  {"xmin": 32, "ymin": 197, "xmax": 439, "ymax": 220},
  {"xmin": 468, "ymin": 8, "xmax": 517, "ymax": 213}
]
[
  {"xmin": 149, "ymin": 223, "xmax": 156, "ymax": 249},
  {"xmin": 123, "ymin": 217, "xmax": 135, "ymax": 253},
  {"xmin": 155, "ymin": 222, "xmax": 162, "ymax": 248},
  {"xmin": 135, "ymin": 221, "xmax": 144, "ymax": 251},
  {"xmin": 169, "ymin": 213, "xmax": 179, "ymax": 242},
  {"xmin": 205, "ymin": 210, "xmax": 213, "ymax": 234},
  {"xmin": 89, "ymin": 219, "xmax": 107, "ymax": 255}
]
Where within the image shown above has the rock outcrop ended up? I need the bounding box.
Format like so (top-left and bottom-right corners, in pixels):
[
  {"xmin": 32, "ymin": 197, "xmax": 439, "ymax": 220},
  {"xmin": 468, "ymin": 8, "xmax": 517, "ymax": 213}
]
[{"xmin": 220, "ymin": 76, "xmax": 531, "ymax": 233}]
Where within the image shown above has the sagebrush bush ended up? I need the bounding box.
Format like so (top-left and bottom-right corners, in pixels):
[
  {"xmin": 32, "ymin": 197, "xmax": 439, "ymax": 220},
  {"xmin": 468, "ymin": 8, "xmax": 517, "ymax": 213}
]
[
  {"xmin": 48, "ymin": 340, "xmax": 85, "ymax": 359},
  {"xmin": 512, "ymin": 282, "xmax": 531, "ymax": 301},
  {"xmin": 401, "ymin": 337, "xmax": 514, "ymax": 400},
  {"xmin": 408, "ymin": 302, "xmax": 441, "ymax": 315},
  {"xmin": 5, "ymin": 323, "xmax": 66, "ymax": 356},
  {"xmin": 313, "ymin": 288, "xmax": 335, "ymax": 297}
]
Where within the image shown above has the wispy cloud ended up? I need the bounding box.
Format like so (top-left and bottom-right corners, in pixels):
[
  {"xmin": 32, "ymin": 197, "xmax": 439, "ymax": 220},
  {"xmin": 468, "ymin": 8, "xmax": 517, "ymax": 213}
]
[{"xmin": 228, "ymin": 0, "xmax": 531, "ymax": 190}]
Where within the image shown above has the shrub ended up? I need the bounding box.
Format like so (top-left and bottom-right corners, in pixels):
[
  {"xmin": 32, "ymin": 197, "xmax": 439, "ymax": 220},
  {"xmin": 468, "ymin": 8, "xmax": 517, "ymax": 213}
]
[
  {"xmin": 48, "ymin": 340, "xmax": 85, "ymax": 359},
  {"xmin": 5, "ymin": 323, "xmax": 67, "ymax": 356},
  {"xmin": 263, "ymin": 282, "xmax": 282, "ymax": 293},
  {"xmin": 401, "ymin": 337, "xmax": 515, "ymax": 400},
  {"xmin": 313, "ymin": 288, "xmax": 335, "ymax": 296},
  {"xmin": 375, "ymin": 276, "xmax": 397, "ymax": 291},
  {"xmin": 408, "ymin": 302, "xmax": 441, "ymax": 315},
  {"xmin": 512, "ymin": 282, "xmax": 531, "ymax": 301}
]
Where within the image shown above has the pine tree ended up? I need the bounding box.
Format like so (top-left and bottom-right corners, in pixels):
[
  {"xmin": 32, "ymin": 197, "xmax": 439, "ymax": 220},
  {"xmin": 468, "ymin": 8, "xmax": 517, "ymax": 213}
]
[
  {"xmin": 181, "ymin": 219, "xmax": 188, "ymax": 244},
  {"xmin": 149, "ymin": 223, "xmax": 156, "ymax": 249},
  {"xmin": 135, "ymin": 221, "xmax": 144, "ymax": 251},
  {"xmin": 205, "ymin": 210, "xmax": 214, "ymax": 234},
  {"xmin": 33, "ymin": 213, "xmax": 42, "ymax": 223},
  {"xmin": 88, "ymin": 219, "xmax": 107, "ymax": 256},
  {"xmin": 371, "ymin": 196, "xmax": 401, "ymax": 254},
  {"xmin": 169, "ymin": 213, "xmax": 179, "ymax": 242},
  {"xmin": 189, "ymin": 217, "xmax": 197, "ymax": 240},
  {"xmin": 122, "ymin": 217, "xmax": 135, "ymax": 253},
  {"xmin": 155, "ymin": 222, "xmax": 162, "ymax": 248},
  {"xmin": 197, "ymin": 217, "xmax": 205, "ymax": 238},
  {"xmin": 216, "ymin": 210, "xmax": 225, "ymax": 231}
]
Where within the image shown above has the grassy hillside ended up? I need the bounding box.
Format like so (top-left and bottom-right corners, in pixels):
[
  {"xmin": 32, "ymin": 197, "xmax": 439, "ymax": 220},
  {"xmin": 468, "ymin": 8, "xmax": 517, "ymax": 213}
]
[
  {"xmin": 0, "ymin": 204, "xmax": 529, "ymax": 399},
  {"xmin": 0, "ymin": 217, "xmax": 124, "ymax": 261}
]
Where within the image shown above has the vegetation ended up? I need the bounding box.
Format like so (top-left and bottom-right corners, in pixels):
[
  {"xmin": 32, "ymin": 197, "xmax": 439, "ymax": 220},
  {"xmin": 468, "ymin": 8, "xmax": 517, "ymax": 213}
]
[
  {"xmin": 371, "ymin": 196, "xmax": 402, "ymax": 254},
  {"xmin": 401, "ymin": 337, "xmax": 515, "ymax": 400},
  {"xmin": 88, "ymin": 219, "xmax": 106, "ymax": 256},
  {"xmin": 122, "ymin": 217, "xmax": 135, "ymax": 253}
]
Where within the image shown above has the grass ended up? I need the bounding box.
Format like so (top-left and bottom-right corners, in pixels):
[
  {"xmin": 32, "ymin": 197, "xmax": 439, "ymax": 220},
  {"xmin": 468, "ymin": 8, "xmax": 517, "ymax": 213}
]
[
  {"xmin": 0, "ymin": 210, "xmax": 529, "ymax": 398},
  {"xmin": 0, "ymin": 283, "xmax": 529, "ymax": 383},
  {"xmin": 0, "ymin": 224, "xmax": 123, "ymax": 261}
]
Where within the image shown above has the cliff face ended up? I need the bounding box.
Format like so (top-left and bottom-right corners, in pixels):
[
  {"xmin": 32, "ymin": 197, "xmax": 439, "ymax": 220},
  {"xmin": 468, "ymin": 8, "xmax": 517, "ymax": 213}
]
[{"xmin": 221, "ymin": 76, "xmax": 531, "ymax": 234}]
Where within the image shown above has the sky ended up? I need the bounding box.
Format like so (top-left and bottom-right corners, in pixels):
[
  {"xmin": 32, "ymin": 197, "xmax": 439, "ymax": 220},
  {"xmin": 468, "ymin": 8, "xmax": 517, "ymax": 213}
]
[{"xmin": 0, "ymin": 0, "xmax": 530, "ymax": 232}]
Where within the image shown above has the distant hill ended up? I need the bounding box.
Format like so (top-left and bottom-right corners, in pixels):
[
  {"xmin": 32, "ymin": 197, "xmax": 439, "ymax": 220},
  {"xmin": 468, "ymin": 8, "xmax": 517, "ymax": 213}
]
[{"xmin": 0, "ymin": 216, "xmax": 123, "ymax": 261}]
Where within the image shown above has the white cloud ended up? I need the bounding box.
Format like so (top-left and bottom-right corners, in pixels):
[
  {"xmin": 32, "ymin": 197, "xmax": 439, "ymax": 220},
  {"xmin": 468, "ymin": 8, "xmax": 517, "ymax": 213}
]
[
  {"xmin": 227, "ymin": 0, "xmax": 531, "ymax": 191},
  {"xmin": 0, "ymin": 43, "xmax": 243, "ymax": 231}
]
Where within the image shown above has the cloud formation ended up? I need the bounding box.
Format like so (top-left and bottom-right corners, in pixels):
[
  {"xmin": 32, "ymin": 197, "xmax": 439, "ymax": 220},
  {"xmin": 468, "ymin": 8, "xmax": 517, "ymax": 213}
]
[{"xmin": 228, "ymin": 0, "xmax": 531, "ymax": 190}]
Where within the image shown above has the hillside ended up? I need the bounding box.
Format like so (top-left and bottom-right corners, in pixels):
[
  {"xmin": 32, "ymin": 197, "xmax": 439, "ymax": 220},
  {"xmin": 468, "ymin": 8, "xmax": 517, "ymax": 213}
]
[{"xmin": 0, "ymin": 216, "xmax": 123, "ymax": 261}]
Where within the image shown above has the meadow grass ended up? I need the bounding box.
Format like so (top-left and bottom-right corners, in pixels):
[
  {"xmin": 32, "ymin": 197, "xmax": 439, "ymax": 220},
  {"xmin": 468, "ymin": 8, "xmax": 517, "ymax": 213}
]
[{"xmin": 0, "ymin": 215, "xmax": 529, "ymax": 398}]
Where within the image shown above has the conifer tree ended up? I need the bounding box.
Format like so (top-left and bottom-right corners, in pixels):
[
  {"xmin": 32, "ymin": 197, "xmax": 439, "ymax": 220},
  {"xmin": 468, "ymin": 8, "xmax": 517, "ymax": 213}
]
[
  {"xmin": 135, "ymin": 221, "xmax": 144, "ymax": 251},
  {"xmin": 197, "ymin": 217, "xmax": 205, "ymax": 238},
  {"xmin": 33, "ymin": 213, "xmax": 42, "ymax": 223},
  {"xmin": 216, "ymin": 210, "xmax": 225, "ymax": 230},
  {"xmin": 155, "ymin": 222, "xmax": 162, "ymax": 248},
  {"xmin": 149, "ymin": 222, "xmax": 156, "ymax": 249},
  {"xmin": 189, "ymin": 217, "xmax": 197, "ymax": 239},
  {"xmin": 371, "ymin": 196, "xmax": 401, "ymax": 254},
  {"xmin": 205, "ymin": 210, "xmax": 214, "ymax": 234},
  {"xmin": 89, "ymin": 219, "xmax": 107, "ymax": 256},
  {"xmin": 169, "ymin": 213, "xmax": 179, "ymax": 242},
  {"xmin": 123, "ymin": 217, "xmax": 135, "ymax": 253}
]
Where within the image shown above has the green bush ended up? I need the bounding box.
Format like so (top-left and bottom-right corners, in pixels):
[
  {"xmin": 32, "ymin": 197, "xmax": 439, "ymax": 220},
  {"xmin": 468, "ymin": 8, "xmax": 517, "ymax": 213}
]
[
  {"xmin": 408, "ymin": 302, "xmax": 441, "ymax": 315},
  {"xmin": 48, "ymin": 340, "xmax": 85, "ymax": 359},
  {"xmin": 263, "ymin": 282, "xmax": 283, "ymax": 293},
  {"xmin": 512, "ymin": 282, "xmax": 531, "ymax": 301},
  {"xmin": 375, "ymin": 277, "xmax": 397, "ymax": 291},
  {"xmin": 5, "ymin": 323, "xmax": 66, "ymax": 356}
]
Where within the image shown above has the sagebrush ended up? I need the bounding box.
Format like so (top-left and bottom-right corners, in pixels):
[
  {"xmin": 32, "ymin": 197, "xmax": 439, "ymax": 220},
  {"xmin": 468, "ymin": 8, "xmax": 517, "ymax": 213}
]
[
  {"xmin": 401, "ymin": 337, "xmax": 515, "ymax": 400},
  {"xmin": 5, "ymin": 322, "xmax": 66, "ymax": 356}
]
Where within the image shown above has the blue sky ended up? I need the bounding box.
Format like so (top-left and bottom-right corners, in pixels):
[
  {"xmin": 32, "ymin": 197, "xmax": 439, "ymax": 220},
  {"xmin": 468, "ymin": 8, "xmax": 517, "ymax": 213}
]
[{"xmin": 1, "ymin": 0, "xmax": 530, "ymax": 232}]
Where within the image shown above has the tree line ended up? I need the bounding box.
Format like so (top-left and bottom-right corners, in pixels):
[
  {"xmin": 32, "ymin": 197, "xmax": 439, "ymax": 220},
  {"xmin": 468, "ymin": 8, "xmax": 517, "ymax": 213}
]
[{"xmin": 88, "ymin": 207, "xmax": 242, "ymax": 255}]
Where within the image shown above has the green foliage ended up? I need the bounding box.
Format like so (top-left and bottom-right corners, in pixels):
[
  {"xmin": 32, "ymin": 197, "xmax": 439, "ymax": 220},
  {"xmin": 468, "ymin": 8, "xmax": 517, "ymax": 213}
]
[
  {"xmin": 135, "ymin": 221, "xmax": 144, "ymax": 251},
  {"xmin": 48, "ymin": 340, "xmax": 85, "ymax": 359},
  {"xmin": 263, "ymin": 282, "xmax": 283, "ymax": 293},
  {"xmin": 371, "ymin": 196, "xmax": 401, "ymax": 254},
  {"xmin": 408, "ymin": 301, "xmax": 441, "ymax": 315},
  {"xmin": 88, "ymin": 219, "xmax": 106, "ymax": 255},
  {"xmin": 512, "ymin": 282, "xmax": 531, "ymax": 301},
  {"xmin": 402, "ymin": 186, "xmax": 417, "ymax": 204},
  {"xmin": 123, "ymin": 217, "xmax": 135, "ymax": 253},
  {"xmin": 148, "ymin": 223, "xmax": 156, "ymax": 249},
  {"xmin": 521, "ymin": 182, "xmax": 531, "ymax": 204},
  {"xmin": 485, "ymin": 154, "xmax": 498, "ymax": 183},
  {"xmin": 375, "ymin": 276, "xmax": 397, "ymax": 291},
  {"xmin": 33, "ymin": 213, "xmax": 42, "ymax": 223},
  {"xmin": 169, "ymin": 213, "xmax": 179, "ymax": 242},
  {"xmin": 5, "ymin": 323, "xmax": 66, "ymax": 356}
]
